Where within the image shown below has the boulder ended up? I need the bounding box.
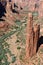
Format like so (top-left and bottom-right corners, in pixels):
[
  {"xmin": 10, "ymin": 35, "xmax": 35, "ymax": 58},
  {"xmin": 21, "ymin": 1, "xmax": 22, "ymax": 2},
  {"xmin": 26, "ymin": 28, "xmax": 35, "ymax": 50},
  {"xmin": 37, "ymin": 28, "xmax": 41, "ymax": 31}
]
[{"xmin": 0, "ymin": 22, "xmax": 9, "ymax": 31}]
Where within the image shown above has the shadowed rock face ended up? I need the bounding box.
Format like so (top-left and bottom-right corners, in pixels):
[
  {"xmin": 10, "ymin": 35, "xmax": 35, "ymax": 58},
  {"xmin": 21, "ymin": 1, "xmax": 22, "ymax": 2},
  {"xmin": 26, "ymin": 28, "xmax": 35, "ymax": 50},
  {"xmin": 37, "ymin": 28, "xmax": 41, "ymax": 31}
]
[
  {"xmin": 0, "ymin": 2, "xmax": 6, "ymax": 18},
  {"xmin": 9, "ymin": 0, "xmax": 11, "ymax": 2},
  {"xmin": 0, "ymin": 0, "xmax": 20, "ymax": 18},
  {"xmin": 37, "ymin": 36, "xmax": 43, "ymax": 52}
]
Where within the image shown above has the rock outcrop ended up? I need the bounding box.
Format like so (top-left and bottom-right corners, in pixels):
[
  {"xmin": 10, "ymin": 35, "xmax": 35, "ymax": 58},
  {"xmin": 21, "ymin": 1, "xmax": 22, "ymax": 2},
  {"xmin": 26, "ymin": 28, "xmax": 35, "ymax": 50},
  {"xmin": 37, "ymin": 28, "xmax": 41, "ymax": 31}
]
[
  {"xmin": 26, "ymin": 13, "xmax": 40, "ymax": 59},
  {"xmin": 0, "ymin": 22, "xmax": 9, "ymax": 31}
]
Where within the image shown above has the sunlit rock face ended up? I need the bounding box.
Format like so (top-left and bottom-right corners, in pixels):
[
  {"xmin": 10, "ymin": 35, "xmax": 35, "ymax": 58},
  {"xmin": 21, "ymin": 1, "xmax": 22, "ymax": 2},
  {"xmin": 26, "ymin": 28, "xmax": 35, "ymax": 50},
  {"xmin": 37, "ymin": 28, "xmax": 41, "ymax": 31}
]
[
  {"xmin": 12, "ymin": 0, "xmax": 39, "ymax": 11},
  {"xmin": 38, "ymin": 1, "xmax": 43, "ymax": 18}
]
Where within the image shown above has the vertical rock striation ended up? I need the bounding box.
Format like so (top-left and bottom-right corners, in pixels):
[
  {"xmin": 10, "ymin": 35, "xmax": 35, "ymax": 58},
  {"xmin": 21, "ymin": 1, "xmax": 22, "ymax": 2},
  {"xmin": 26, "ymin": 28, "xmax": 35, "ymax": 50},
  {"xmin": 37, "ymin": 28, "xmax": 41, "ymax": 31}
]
[
  {"xmin": 26, "ymin": 13, "xmax": 40, "ymax": 59},
  {"xmin": 26, "ymin": 13, "xmax": 33, "ymax": 58}
]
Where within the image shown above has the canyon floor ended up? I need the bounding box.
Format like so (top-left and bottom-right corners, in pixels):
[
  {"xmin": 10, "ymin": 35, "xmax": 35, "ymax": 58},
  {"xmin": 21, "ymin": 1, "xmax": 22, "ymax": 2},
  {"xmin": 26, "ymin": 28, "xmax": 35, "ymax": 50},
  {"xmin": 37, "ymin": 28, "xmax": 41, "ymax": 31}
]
[{"xmin": 0, "ymin": 10, "xmax": 43, "ymax": 65}]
